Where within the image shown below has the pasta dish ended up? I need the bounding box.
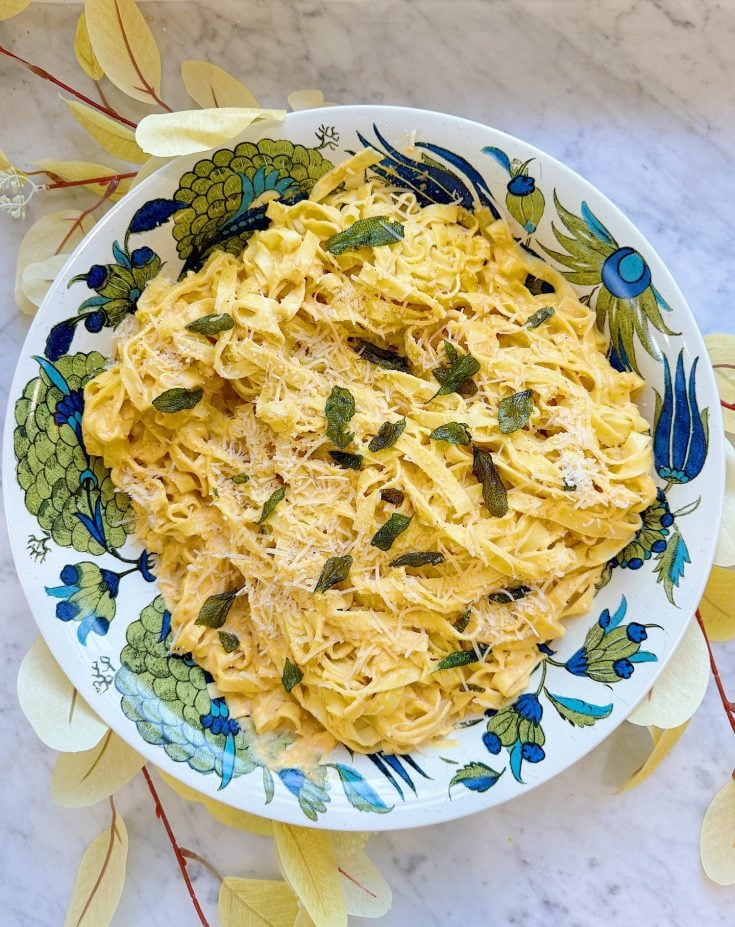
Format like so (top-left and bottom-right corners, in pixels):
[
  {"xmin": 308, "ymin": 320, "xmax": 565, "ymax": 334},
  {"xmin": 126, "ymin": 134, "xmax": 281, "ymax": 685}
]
[{"xmin": 83, "ymin": 150, "xmax": 656, "ymax": 755}]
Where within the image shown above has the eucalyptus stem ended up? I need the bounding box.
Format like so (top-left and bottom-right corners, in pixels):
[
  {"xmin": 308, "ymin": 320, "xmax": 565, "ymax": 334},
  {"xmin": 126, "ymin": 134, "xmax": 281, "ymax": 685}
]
[
  {"xmin": 45, "ymin": 171, "xmax": 138, "ymax": 191},
  {"xmin": 696, "ymin": 609, "xmax": 735, "ymax": 736}
]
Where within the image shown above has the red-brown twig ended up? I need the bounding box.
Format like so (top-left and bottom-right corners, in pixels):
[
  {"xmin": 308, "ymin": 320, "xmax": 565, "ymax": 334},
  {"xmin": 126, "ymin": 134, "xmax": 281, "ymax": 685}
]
[
  {"xmin": 0, "ymin": 44, "xmax": 137, "ymax": 128},
  {"xmin": 55, "ymin": 180, "xmax": 120, "ymax": 254},
  {"xmin": 696, "ymin": 609, "xmax": 735, "ymax": 736},
  {"xmin": 45, "ymin": 172, "xmax": 137, "ymax": 191},
  {"xmin": 141, "ymin": 767, "xmax": 211, "ymax": 927}
]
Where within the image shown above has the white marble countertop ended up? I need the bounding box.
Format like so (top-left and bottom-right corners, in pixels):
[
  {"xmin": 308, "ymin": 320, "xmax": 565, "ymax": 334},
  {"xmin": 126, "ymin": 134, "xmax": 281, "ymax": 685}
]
[{"xmin": 1, "ymin": 2, "xmax": 734, "ymax": 925}]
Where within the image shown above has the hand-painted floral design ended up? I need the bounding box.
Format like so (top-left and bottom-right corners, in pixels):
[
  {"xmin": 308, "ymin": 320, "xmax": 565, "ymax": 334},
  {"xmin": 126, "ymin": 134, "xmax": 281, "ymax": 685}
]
[
  {"xmin": 482, "ymin": 146, "xmax": 545, "ymax": 233},
  {"xmin": 46, "ymin": 561, "xmax": 120, "ymax": 644},
  {"xmin": 654, "ymin": 350, "xmax": 709, "ymax": 485}
]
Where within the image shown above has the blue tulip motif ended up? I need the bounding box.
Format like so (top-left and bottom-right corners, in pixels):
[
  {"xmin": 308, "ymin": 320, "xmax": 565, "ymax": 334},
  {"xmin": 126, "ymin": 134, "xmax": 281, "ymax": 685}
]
[
  {"xmin": 483, "ymin": 692, "xmax": 546, "ymax": 783},
  {"xmin": 46, "ymin": 561, "xmax": 121, "ymax": 643},
  {"xmin": 482, "ymin": 147, "xmax": 545, "ymax": 233},
  {"xmin": 654, "ymin": 350, "xmax": 709, "ymax": 485},
  {"xmin": 200, "ymin": 696, "xmax": 240, "ymax": 789}
]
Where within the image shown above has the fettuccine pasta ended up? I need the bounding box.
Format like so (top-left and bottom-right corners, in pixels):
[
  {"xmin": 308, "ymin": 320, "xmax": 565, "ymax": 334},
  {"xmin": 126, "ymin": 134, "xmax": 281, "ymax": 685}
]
[{"xmin": 83, "ymin": 155, "xmax": 655, "ymax": 755}]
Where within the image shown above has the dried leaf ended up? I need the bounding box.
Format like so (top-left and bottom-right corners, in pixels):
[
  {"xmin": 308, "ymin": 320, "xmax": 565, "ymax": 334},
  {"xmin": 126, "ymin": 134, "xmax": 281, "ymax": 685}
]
[
  {"xmin": 325, "ymin": 216, "xmax": 404, "ymax": 255},
  {"xmin": 21, "ymin": 254, "xmax": 69, "ymax": 307},
  {"xmin": 715, "ymin": 440, "xmax": 735, "ymax": 566},
  {"xmin": 15, "ymin": 210, "xmax": 96, "ymax": 315},
  {"xmin": 17, "ymin": 638, "xmax": 107, "ymax": 753},
  {"xmin": 435, "ymin": 644, "xmax": 490, "ymax": 670},
  {"xmin": 84, "ymin": 0, "xmax": 162, "ymax": 105},
  {"xmin": 257, "ymin": 486, "xmax": 287, "ymax": 524},
  {"xmin": 616, "ymin": 722, "xmax": 689, "ymax": 792},
  {"xmin": 701, "ymin": 778, "xmax": 735, "ymax": 885},
  {"xmin": 287, "ymin": 89, "xmax": 336, "ymax": 111},
  {"xmin": 0, "ymin": 0, "xmax": 31, "ymax": 20},
  {"xmin": 158, "ymin": 769, "xmax": 273, "ymax": 836},
  {"xmin": 368, "ymin": 418, "xmax": 406, "ymax": 453},
  {"xmin": 329, "ymin": 833, "xmax": 392, "ymax": 919},
  {"xmin": 314, "ymin": 555, "xmax": 353, "ymax": 593},
  {"xmin": 135, "ymin": 108, "xmax": 285, "ymax": 157},
  {"xmin": 431, "ymin": 341, "xmax": 481, "ymax": 399},
  {"xmin": 700, "ymin": 565, "xmax": 735, "ymax": 641},
  {"xmin": 219, "ymin": 878, "xmax": 298, "ymax": 927},
  {"xmin": 65, "ymin": 98, "xmax": 147, "ymax": 164},
  {"xmin": 0, "ymin": 148, "xmax": 13, "ymax": 171},
  {"xmin": 371, "ymin": 513, "xmax": 412, "ymax": 551},
  {"xmin": 472, "ymin": 445, "xmax": 508, "ymax": 517},
  {"xmin": 181, "ymin": 60, "xmax": 259, "ymax": 109},
  {"xmin": 380, "ymin": 488, "xmax": 405, "ymax": 506},
  {"xmin": 186, "ymin": 312, "xmax": 234, "ymax": 335},
  {"xmin": 152, "ymin": 387, "xmax": 203, "ymax": 413},
  {"xmin": 627, "ymin": 619, "xmax": 710, "ymax": 728},
  {"xmin": 498, "ymin": 389, "xmax": 534, "ymax": 434},
  {"xmin": 63, "ymin": 802, "xmax": 128, "ymax": 927},
  {"xmin": 75, "ymin": 12, "xmax": 104, "ymax": 81},
  {"xmin": 273, "ymin": 823, "xmax": 347, "ymax": 927},
  {"xmin": 705, "ymin": 333, "xmax": 735, "ymax": 435},
  {"xmin": 282, "ymin": 658, "xmax": 303, "ymax": 693},
  {"xmin": 325, "ymin": 386, "xmax": 356, "ymax": 449},
  {"xmin": 52, "ymin": 730, "xmax": 144, "ymax": 807},
  {"xmin": 525, "ymin": 306, "xmax": 555, "ymax": 329},
  {"xmin": 218, "ymin": 631, "xmax": 239, "ymax": 653},
  {"xmin": 35, "ymin": 158, "xmax": 130, "ymax": 200},
  {"xmin": 352, "ymin": 339, "xmax": 410, "ymax": 373},
  {"xmin": 328, "ymin": 451, "xmax": 363, "ymax": 470},
  {"xmin": 390, "ymin": 551, "xmax": 445, "ymax": 568},
  {"xmin": 430, "ymin": 422, "xmax": 471, "ymax": 445},
  {"xmin": 488, "ymin": 585, "xmax": 531, "ymax": 604},
  {"xmin": 195, "ymin": 590, "xmax": 238, "ymax": 629}
]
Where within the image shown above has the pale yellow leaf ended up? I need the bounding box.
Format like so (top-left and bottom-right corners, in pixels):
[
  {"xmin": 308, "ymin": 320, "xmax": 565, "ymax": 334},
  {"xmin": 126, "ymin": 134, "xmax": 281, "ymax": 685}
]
[
  {"xmin": 17, "ymin": 638, "xmax": 108, "ymax": 753},
  {"xmin": 52, "ymin": 730, "xmax": 144, "ymax": 807},
  {"xmin": 181, "ymin": 60, "xmax": 259, "ymax": 109},
  {"xmin": 705, "ymin": 333, "xmax": 735, "ymax": 436},
  {"xmin": 715, "ymin": 440, "xmax": 735, "ymax": 567},
  {"xmin": 65, "ymin": 98, "xmax": 147, "ymax": 164},
  {"xmin": 330, "ymin": 833, "xmax": 392, "ymax": 919},
  {"xmin": 128, "ymin": 155, "xmax": 168, "ymax": 189},
  {"xmin": 0, "ymin": 0, "xmax": 31, "ymax": 21},
  {"xmin": 273, "ymin": 823, "xmax": 347, "ymax": 927},
  {"xmin": 0, "ymin": 148, "xmax": 12, "ymax": 171},
  {"xmin": 218, "ymin": 878, "xmax": 298, "ymax": 927},
  {"xmin": 617, "ymin": 722, "xmax": 689, "ymax": 792},
  {"xmin": 287, "ymin": 90, "xmax": 337, "ymax": 111},
  {"xmin": 294, "ymin": 907, "xmax": 315, "ymax": 927},
  {"xmin": 627, "ymin": 620, "xmax": 710, "ymax": 728},
  {"xmin": 35, "ymin": 158, "xmax": 130, "ymax": 200},
  {"xmin": 701, "ymin": 778, "xmax": 735, "ymax": 885},
  {"xmin": 22, "ymin": 254, "xmax": 71, "ymax": 307},
  {"xmin": 700, "ymin": 565, "xmax": 735, "ymax": 641},
  {"xmin": 15, "ymin": 210, "xmax": 97, "ymax": 315},
  {"xmin": 75, "ymin": 12, "xmax": 104, "ymax": 81},
  {"xmin": 63, "ymin": 802, "xmax": 128, "ymax": 927},
  {"xmin": 84, "ymin": 0, "xmax": 162, "ymax": 105},
  {"xmin": 135, "ymin": 108, "xmax": 286, "ymax": 157},
  {"xmin": 158, "ymin": 769, "xmax": 273, "ymax": 836}
]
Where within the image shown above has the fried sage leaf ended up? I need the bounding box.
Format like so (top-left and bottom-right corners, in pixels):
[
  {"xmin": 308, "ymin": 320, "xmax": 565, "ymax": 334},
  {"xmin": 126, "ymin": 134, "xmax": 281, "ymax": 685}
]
[
  {"xmin": 525, "ymin": 306, "xmax": 555, "ymax": 329},
  {"xmin": 218, "ymin": 631, "xmax": 239, "ymax": 653},
  {"xmin": 472, "ymin": 445, "xmax": 508, "ymax": 517},
  {"xmin": 352, "ymin": 339, "xmax": 410, "ymax": 373},
  {"xmin": 435, "ymin": 643, "xmax": 491, "ymax": 670},
  {"xmin": 282, "ymin": 658, "xmax": 303, "ymax": 693},
  {"xmin": 231, "ymin": 473, "xmax": 250, "ymax": 485},
  {"xmin": 488, "ymin": 585, "xmax": 532, "ymax": 604},
  {"xmin": 453, "ymin": 609, "xmax": 471, "ymax": 633},
  {"xmin": 325, "ymin": 386, "xmax": 356, "ymax": 448},
  {"xmin": 195, "ymin": 590, "xmax": 238, "ymax": 628},
  {"xmin": 371, "ymin": 513, "xmax": 412, "ymax": 551},
  {"xmin": 186, "ymin": 312, "xmax": 234, "ymax": 335},
  {"xmin": 368, "ymin": 418, "xmax": 406, "ymax": 453},
  {"xmin": 329, "ymin": 451, "xmax": 363, "ymax": 470},
  {"xmin": 314, "ymin": 554, "xmax": 353, "ymax": 593},
  {"xmin": 432, "ymin": 341, "xmax": 481, "ymax": 399},
  {"xmin": 498, "ymin": 389, "xmax": 534, "ymax": 434},
  {"xmin": 389, "ymin": 551, "xmax": 445, "ymax": 568},
  {"xmin": 430, "ymin": 422, "xmax": 471, "ymax": 445},
  {"xmin": 152, "ymin": 387, "xmax": 203, "ymax": 413},
  {"xmin": 325, "ymin": 216, "xmax": 404, "ymax": 255},
  {"xmin": 256, "ymin": 486, "xmax": 286, "ymax": 524},
  {"xmin": 380, "ymin": 488, "xmax": 405, "ymax": 506}
]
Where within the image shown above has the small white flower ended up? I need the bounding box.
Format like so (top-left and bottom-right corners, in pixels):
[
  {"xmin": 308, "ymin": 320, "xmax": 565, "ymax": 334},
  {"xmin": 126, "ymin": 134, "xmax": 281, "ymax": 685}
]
[{"xmin": 0, "ymin": 167, "xmax": 44, "ymax": 220}]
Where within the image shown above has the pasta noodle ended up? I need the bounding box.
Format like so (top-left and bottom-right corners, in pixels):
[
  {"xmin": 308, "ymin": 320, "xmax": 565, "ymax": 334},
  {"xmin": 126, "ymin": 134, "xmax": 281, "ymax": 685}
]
[{"xmin": 83, "ymin": 156, "xmax": 656, "ymax": 755}]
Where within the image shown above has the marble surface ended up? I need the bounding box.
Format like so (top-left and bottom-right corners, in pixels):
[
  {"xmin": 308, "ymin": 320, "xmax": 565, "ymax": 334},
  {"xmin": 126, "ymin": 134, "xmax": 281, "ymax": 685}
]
[{"xmin": 1, "ymin": 1, "xmax": 734, "ymax": 925}]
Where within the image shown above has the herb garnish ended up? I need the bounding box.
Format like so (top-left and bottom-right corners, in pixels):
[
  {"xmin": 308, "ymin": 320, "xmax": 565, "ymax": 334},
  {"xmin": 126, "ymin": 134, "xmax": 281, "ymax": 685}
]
[
  {"xmin": 256, "ymin": 486, "xmax": 286, "ymax": 524},
  {"xmin": 562, "ymin": 478, "xmax": 577, "ymax": 491},
  {"xmin": 195, "ymin": 590, "xmax": 238, "ymax": 628},
  {"xmin": 282, "ymin": 658, "xmax": 303, "ymax": 693},
  {"xmin": 430, "ymin": 422, "xmax": 472, "ymax": 445},
  {"xmin": 453, "ymin": 609, "xmax": 471, "ymax": 633},
  {"xmin": 231, "ymin": 473, "xmax": 250, "ymax": 485},
  {"xmin": 352, "ymin": 339, "xmax": 410, "ymax": 373},
  {"xmin": 472, "ymin": 446, "xmax": 509, "ymax": 517},
  {"xmin": 488, "ymin": 585, "xmax": 532, "ymax": 604},
  {"xmin": 524, "ymin": 274, "xmax": 555, "ymax": 296},
  {"xmin": 380, "ymin": 488, "xmax": 405, "ymax": 506},
  {"xmin": 218, "ymin": 631, "xmax": 239, "ymax": 653},
  {"xmin": 368, "ymin": 418, "xmax": 406, "ymax": 452},
  {"xmin": 498, "ymin": 389, "xmax": 534, "ymax": 434},
  {"xmin": 152, "ymin": 387, "xmax": 203, "ymax": 413},
  {"xmin": 371, "ymin": 513, "xmax": 412, "ymax": 551},
  {"xmin": 435, "ymin": 643, "xmax": 491, "ymax": 671},
  {"xmin": 314, "ymin": 554, "xmax": 353, "ymax": 593},
  {"xmin": 431, "ymin": 341, "xmax": 481, "ymax": 399},
  {"xmin": 186, "ymin": 313, "xmax": 234, "ymax": 335},
  {"xmin": 325, "ymin": 216, "xmax": 404, "ymax": 255},
  {"xmin": 390, "ymin": 551, "xmax": 445, "ymax": 568},
  {"xmin": 325, "ymin": 386, "xmax": 356, "ymax": 448},
  {"xmin": 329, "ymin": 451, "xmax": 363, "ymax": 470},
  {"xmin": 525, "ymin": 307, "xmax": 555, "ymax": 329}
]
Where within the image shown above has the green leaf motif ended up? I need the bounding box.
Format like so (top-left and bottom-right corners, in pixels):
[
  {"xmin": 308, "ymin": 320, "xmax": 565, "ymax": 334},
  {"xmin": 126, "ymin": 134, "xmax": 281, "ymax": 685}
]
[
  {"xmin": 186, "ymin": 313, "xmax": 234, "ymax": 335},
  {"xmin": 472, "ymin": 446, "xmax": 508, "ymax": 517},
  {"xmin": 432, "ymin": 341, "xmax": 481, "ymax": 399},
  {"xmin": 325, "ymin": 386, "xmax": 356, "ymax": 449},
  {"xmin": 488, "ymin": 585, "xmax": 531, "ymax": 604},
  {"xmin": 152, "ymin": 387, "xmax": 203, "ymax": 413},
  {"xmin": 430, "ymin": 422, "xmax": 471, "ymax": 445},
  {"xmin": 448, "ymin": 762, "xmax": 504, "ymax": 795},
  {"xmin": 218, "ymin": 631, "xmax": 240, "ymax": 653},
  {"xmin": 380, "ymin": 488, "xmax": 405, "ymax": 506},
  {"xmin": 525, "ymin": 307, "xmax": 555, "ymax": 329},
  {"xmin": 195, "ymin": 590, "xmax": 238, "ymax": 628},
  {"xmin": 352, "ymin": 339, "xmax": 410, "ymax": 373},
  {"xmin": 498, "ymin": 390, "xmax": 534, "ymax": 434},
  {"xmin": 329, "ymin": 451, "xmax": 363, "ymax": 470},
  {"xmin": 544, "ymin": 690, "xmax": 613, "ymax": 727},
  {"xmin": 371, "ymin": 513, "xmax": 412, "ymax": 551},
  {"xmin": 314, "ymin": 554, "xmax": 353, "ymax": 593},
  {"xmin": 325, "ymin": 216, "xmax": 404, "ymax": 255},
  {"xmin": 368, "ymin": 418, "xmax": 406, "ymax": 452},
  {"xmin": 435, "ymin": 643, "xmax": 490, "ymax": 670},
  {"xmin": 390, "ymin": 551, "xmax": 445, "ymax": 568},
  {"xmin": 256, "ymin": 486, "xmax": 286, "ymax": 524},
  {"xmin": 282, "ymin": 658, "xmax": 303, "ymax": 693},
  {"xmin": 653, "ymin": 525, "xmax": 690, "ymax": 605}
]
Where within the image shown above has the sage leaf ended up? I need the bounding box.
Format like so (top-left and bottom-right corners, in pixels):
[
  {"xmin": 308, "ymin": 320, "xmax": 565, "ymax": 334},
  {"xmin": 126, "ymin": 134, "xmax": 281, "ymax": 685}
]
[
  {"xmin": 325, "ymin": 386, "xmax": 355, "ymax": 448},
  {"xmin": 498, "ymin": 389, "xmax": 534, "ymax": 434},
  {"xmin": 152, "ymin": 387, "xmax": 203, "ymax": 413},
  {"xmin": 329, "ymin": 451, "xmax": 363, "ymax": 470},
  {"xmin": 231, "ymin": 473, "xmax": 250, "ymax": 485},
  {"xmin": 524, "ymin": 274, "xmax": 555, "ymax": 296},
  {"xmin": 525, "ymin": 306, "xmax": 555, "ymax": 329},
  {"xmin": 371, "ymin": 513, "xmax": 412, "ymax": 551},
  {"xmin": 186, "ymin": 312, "xmax": 234, "ymax": 335},
  {"xmin": 195, "ymin": 590, "xmax": 238, "ymax": 628},
  {"xmin": 325, "ymin": 216, "xmax": 404, "ymax": 255},
  {"xmin": 314, "ymin": 554, "xmax": 353, "ymax": 593},
  {"xmin": 380, "ymin": 488, "xmax": 405, "ymax": 506},
  {"xmin": 282, "ymin": 658, "xmax": 303, "ymax": 693},
  {"xmin": 218, "ymin": 631, "xmax": 239, "ymax": 653},
  {"xmin": 435, "ymin": 643, "xmax": 491, "ymax": 670},
  {"xmin": 488, "ymin": 585, "xmax": 532, "ymax": 604},
  {"xmin": 453, "ymin": 609, "xmax": 471, "ymax": 633},
  {"xmin": 430, "ymin": 422, "xmax": 471, "ymax": 445},
  {"xmin": 432, "ymin": 341, "xmax": 480, "ymax": 399},
  {"xmin": 256, "ymin": 486, "xmax": 286, "ymax": 524},
  {"xmin": 472, "ymin": 445, "xmax": 508, "ymax": 517},
  {"xmin": 389, "ymin": 551, "xmax": 445, "ymax": 568},
  {"xmin": 352, "ymin": 339, "xmax": 410, "ymax": 373},
  {"xmin": 368, "ymin": 418, "xmax": 406, "ymax": 452}
]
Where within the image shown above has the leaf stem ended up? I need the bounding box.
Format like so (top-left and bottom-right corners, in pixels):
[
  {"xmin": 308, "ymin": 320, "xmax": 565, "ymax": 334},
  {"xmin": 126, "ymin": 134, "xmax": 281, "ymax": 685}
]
[
  {"xmin": 111, "ymin": 0, "xmax": 173, "ymax": 112},
  {"xmin": 76, "ymin": 797, "xmax": 120, "ymax": 927},
  {"xmin": 56, "ymin": 180, "xmax": 119, "ymax": 254},
  {"xmin": 0, "ymin": 44, "xmax": 137, "ymax": 129},
  {"xmin": 696, "ymin": 609, "xmax": 735, "ymax": 736},
  {"xmin": 181, "ymin": 848, "xmax": 224, "ymax": 884},
  {"xmin": 45, "ymin": 172, "xmax": 137, "ymax": 191},
  {"xmin": 141, "ymin": 767, "xmax": 211, "ymax": 927}
]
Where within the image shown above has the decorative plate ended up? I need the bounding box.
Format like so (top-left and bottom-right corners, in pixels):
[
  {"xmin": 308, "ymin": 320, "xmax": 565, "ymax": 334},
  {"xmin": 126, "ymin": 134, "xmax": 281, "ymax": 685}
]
[{"xmin": 3, "ymin": 106, "xmax": 725, "ymax": 830}]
